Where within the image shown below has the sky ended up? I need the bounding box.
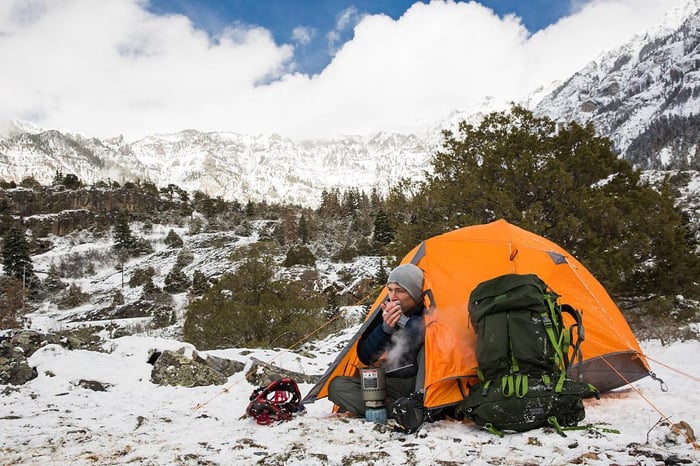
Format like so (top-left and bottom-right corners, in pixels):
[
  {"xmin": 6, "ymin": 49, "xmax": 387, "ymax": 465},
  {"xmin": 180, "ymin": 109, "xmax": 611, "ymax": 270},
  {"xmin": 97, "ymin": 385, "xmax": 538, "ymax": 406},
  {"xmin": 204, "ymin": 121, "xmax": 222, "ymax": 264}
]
[
  {"xmin": 145, "ymin": 0, "xmax": 574, "ymax": 76},
  {"xmin": 0, "ymin": 0, "xmax": 694, "ymax": 141}
]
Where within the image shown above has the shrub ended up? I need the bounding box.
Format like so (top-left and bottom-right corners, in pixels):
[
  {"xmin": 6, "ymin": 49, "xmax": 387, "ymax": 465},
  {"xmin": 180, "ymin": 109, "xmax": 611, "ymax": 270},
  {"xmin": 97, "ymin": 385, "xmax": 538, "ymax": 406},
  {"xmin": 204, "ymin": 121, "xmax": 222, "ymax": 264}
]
[
  {"xmin": 56, "ymin": 283, "xmax": 89, "ymax": 309},
  {"xmin": 164, "ymin": 229, "xmax": 184, "ymax": 248},
  {"xmin": 164, "ymin": 266, "xmax": 191, "ymax": 293},
  {"xmin": 183, "ymin": 247, "xmax": 325, "ymax": 350},
  {"xmin": 129, "ymin": 267, "xmax": 156, "ymax": 287},
  {"xmin": 283, "ymin": 244, "xmax": 316, "ymax": 267},
  {"xmin": 0, "ymin": 277, "xmax": 29, "ymax": 330}
]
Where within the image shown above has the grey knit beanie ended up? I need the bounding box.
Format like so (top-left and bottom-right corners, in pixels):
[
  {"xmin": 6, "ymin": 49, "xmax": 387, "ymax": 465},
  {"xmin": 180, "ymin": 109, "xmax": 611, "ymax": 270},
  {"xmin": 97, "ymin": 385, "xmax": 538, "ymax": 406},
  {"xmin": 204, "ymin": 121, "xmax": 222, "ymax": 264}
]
[{"xmin": 387, "ymin": 263, "xmax": 424, "ymax": 303}]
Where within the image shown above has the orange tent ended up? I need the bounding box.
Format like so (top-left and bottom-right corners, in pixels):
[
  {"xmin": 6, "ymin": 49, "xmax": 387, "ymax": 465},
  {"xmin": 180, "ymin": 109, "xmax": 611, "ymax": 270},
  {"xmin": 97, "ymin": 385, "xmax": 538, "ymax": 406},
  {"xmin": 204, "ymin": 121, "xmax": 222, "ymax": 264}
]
[{"xmin": 303, "ymin": 219, "xmax": 651, "ymax": 409}]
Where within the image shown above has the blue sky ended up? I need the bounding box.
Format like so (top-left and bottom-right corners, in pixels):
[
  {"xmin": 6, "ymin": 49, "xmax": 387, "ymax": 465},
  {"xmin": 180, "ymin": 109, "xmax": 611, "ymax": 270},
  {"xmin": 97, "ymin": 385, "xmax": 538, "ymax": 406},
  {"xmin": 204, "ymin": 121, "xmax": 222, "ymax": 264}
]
[
  {"xmin": 146, "ymin": 0, "xmax": 573, "ymax": 75},
  {"xmin": 0, "ymin": 0, "xmax": 691, "ymax": 139}
]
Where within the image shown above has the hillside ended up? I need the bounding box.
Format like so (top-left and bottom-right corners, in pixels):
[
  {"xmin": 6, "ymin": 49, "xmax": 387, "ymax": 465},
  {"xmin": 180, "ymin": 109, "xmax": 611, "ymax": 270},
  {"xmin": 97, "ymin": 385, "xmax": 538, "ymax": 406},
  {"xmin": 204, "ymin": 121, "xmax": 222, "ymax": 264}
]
[
  {"xmin": 536, "ymin": 2, "xmax": 700, "ymax": 170},
  {"xmin": 1, "ymin": 178, "xmax": 699, "ymax": 465}
]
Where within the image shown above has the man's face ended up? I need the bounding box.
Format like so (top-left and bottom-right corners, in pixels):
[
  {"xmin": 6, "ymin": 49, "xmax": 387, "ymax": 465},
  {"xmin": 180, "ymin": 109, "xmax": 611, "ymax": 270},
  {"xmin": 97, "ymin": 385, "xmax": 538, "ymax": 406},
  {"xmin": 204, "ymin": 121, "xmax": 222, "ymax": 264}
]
[{"xmin": 387, "ymin": 283, "xmax": 419, "ymax": 315}]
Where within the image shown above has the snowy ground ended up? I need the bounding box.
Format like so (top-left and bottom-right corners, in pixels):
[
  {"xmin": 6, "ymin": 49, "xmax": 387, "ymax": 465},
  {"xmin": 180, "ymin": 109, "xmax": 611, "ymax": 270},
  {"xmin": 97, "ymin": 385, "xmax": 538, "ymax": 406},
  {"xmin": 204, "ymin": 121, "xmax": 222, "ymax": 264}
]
[{"xmin": 1, "ymin": 332, "xmax": 699, "ymax": 466}]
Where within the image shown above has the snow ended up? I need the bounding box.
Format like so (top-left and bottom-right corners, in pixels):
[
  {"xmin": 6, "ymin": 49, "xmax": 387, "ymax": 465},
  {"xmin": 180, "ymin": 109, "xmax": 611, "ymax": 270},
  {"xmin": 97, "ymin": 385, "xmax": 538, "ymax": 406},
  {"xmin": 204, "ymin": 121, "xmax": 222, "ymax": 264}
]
[
  {"xmin": 1, "ymin": 177, "xmax": 698, "ymax": 465},
  {"xmin": 1, "ymin": 332, "xmax": 698, "ymax": 465}
]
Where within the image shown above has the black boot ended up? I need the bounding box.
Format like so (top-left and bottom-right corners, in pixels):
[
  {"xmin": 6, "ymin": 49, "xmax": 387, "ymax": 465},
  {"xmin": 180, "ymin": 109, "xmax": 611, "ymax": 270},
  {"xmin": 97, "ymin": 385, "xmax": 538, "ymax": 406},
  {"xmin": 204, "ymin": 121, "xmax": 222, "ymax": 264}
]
[{"xmin": 390, "ymin": 392, "xmax": 425, "ymax": 434}]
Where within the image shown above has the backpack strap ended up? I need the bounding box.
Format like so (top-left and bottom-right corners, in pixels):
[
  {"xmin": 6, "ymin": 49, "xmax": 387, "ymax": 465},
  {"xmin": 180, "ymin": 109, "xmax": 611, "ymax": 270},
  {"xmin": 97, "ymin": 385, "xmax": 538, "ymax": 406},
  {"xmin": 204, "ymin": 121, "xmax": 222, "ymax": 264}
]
[
  {"xmin": 560, "ymin": 304, "xmax": 585, "ymax": 369},
  {"xmin": 542, "ymin": 294, "xmax": 567, "ymax": 392}
]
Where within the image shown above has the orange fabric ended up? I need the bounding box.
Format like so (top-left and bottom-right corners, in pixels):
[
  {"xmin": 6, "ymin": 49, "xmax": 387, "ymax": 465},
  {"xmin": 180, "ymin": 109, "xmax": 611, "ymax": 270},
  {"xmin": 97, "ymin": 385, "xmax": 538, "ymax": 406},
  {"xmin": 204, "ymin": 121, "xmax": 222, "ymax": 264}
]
[{"xmin": 311, "ymin": 219, "xmax": 649, "ymax": 408}]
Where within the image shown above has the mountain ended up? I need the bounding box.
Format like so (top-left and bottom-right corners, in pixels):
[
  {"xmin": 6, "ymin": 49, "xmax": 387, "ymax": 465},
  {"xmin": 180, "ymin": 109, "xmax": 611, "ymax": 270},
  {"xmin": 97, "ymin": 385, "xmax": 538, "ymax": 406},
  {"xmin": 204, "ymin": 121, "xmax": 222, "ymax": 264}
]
[
  {"xmin": 535, "ymin": 0, "xmax": 700, "ymax": 169},
  {"xmin": 1, "ymin": 2, "xmax": 699, "ymax": 205},
  {"xmin": 0, "ymin": 128, "xmax": 438, "ymax": 207}
]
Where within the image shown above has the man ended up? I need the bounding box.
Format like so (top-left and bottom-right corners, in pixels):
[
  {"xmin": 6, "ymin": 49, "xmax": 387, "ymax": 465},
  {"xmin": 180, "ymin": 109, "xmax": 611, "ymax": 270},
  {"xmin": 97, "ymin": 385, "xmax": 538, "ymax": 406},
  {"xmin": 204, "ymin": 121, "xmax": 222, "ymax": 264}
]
[{"xmin": 328, "ymin": 263, "xmax": 426, "ymax": 424}]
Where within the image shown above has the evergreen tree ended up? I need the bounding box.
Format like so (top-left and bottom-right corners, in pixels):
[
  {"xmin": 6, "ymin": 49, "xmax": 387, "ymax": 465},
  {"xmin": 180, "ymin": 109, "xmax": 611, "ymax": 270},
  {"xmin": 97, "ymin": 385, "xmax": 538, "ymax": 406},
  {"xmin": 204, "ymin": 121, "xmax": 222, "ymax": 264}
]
[
  {"xmin": 164, "ymin": 229, "xmax": 184, "ymax": 248},
  {"xmin": 297, "ymin": 214, "xmax": 309, "ymax": 244},
  {"xmin": 0, "ymin": 199, "xmax": 12, "ymax": 237},
  {"xmin": 129, "ymin": 266, "xmax": 156, "ymax": 287},
  {"xmin": 0, "ymin": 277, "xmax": 27, "ymax": 329},
  {"xmin": 113, "ymin": 211, "xmax": 134, "ymax": 252},
  {"xmin": 375, "ymin": 258, "xmax": 389, "ymax": 285},
  {"xmin": 56, "ymin": 283, "xmax": 89, "ymax": 309},
  {"xmin": 391, "ymin": 105, "xmax": 700, "ymax": 301},
  {"xmin": 245, "ymin": 200, "xmax": 255, "ymax": 217},
  {"xmin": 318, "ymin": 188, "xmax": 341, "ymax": 216},
  {"xmin": 43, "ymin": 263, "xmax": 67, "ymax": 293},
  {"xmin": 164, "ymin": 266, "xmax": 191, "ymax": 293},
  {"xmin": 190, "ymin": 269, "xmax": 209, "ymax": 296},
  {"xmin": 52, "ymin": 170, "xmax": 64, "ymax": 186},
  {"xmin": 175, "ymin": 248, "xmax": 194, "ymax": 269},
  {"xmin": 372, "ymin": 208, "xmax": 395, "ymax": 250},
  {"xmin": 2, "ymin": 226, "xmax": 36, "ymax": 287},
  {"xmin": 62, "ymin": 173, "xmax": 81, "ymax": 189}
]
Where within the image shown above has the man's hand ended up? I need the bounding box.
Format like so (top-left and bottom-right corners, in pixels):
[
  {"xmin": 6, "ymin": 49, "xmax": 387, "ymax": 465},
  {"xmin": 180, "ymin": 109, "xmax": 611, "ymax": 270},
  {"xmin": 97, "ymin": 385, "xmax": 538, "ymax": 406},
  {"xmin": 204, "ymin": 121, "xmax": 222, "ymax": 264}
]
[{"xmin": 381, "ymin": 299, "xmax": 403, "ymax": 329}]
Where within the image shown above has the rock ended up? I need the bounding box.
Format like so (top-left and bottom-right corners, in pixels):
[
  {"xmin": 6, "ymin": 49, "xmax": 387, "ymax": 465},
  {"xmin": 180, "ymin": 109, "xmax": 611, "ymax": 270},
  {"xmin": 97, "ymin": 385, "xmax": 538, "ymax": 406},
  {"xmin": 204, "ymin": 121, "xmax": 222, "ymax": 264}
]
[
  {"xmin": 64, "ymin": 336, "xmax": 84, "ymax": 350},
  {"xmin": 0, "ymin": 339, "xmax": 38, "ymax": 385},
  {"xmin": 0, "ymin": 357, "xmax": 38, "ymax": 385},
  {"xmin": 77, "ymin": 379, "xmax": 110, "ymax": 391},
  {"xmin": 150, "ymin": 350, "xmax": 227, "ymax": 387},
  {"xmin": 193, "ymin": 352, "xmax": 245, "ymax": 377},
  {"xmin": 10, "ymin": 330, "xmax": 60, "ymax": 357},
  {"xmin": 0, "ymin": 330, "xmax": 96, "ymax": 386},
  {"xmin": 245, "ymin": 357, "xmax": 321, "ymax": 387}
]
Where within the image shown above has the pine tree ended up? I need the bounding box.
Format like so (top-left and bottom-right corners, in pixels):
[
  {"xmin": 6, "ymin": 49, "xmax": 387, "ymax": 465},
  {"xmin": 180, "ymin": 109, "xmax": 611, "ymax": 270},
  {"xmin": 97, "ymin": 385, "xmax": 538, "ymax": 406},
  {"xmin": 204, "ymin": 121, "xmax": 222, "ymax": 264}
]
[
  {"xmin": 297, "ymin": 214, "xmax": 309, "ymax": 244},
  {"xmin": 375, "ymin": 258, "xmax": 389, "ymax": 285},
  {"xmin": 113, "ymin": 211, "xmax": 134, "ymax": 252},
  {"xmin": 190, "ymin": 270, "xmax": 209, "ymax": 296},
  {"xmin": 43, "ymin": 263, "xmax": 67, "ymax": 293},
  {"xmin": 373, "ymin": 208, "xmax": 395, "ymax": 249},
  {"xmin": 392, "ymin": 105, "xmax": 700, "ymax": 301},
  {"xmin": 164, "ymin": 229, "xmax": 184, "ymax": 248},
  {"xmin": 164, "ymin": 266, "xmax": 191, "ymax": 293},
  {"xmin": 2, "ymin": 226, "xmax": 35, "ymax": 287},
  {"xmin": 0, "ymin": 277, "xmax": 27, "ymax": 329}
]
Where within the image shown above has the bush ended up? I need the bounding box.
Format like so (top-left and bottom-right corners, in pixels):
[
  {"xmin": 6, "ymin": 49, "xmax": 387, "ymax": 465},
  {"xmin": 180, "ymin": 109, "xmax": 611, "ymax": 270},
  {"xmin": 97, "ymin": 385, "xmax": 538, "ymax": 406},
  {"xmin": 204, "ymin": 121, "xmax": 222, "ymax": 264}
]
[
  {"xmin": 183, "ymin": 247, "xmax": 325, "ymax": 350},
  {"xmin": 164, "ymin": 266, "xmax": 191, "ymax": 293},
  {"xmin": 129, "ymin": 267, "xmax": 155, "ymax": 287},
  {"xmin": 0, "ymin": 277, "xmax": 29, "ymax": 330},
  {"xmin": 56, "ymin": 283, "xmax": 89, "ymax": 309},
  {"xmin": 283, "ymin": 244, "xmax": 316, "ymax": 267},
  {"xmin": 164, "ymin": 229, "xmax": 184, "ymax": 248}
]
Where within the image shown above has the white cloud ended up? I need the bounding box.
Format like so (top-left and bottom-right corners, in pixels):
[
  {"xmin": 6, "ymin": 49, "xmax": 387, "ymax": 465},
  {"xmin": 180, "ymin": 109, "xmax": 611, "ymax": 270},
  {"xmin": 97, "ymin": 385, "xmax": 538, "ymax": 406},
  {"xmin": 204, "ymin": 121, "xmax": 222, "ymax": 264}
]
[
  {"xmin": 0, "ymin": 0, "xmax": 692, "ymax": 140},
  {"xmin": 327, "ymin": 6, "xmax": 361, "ymax": 55},
  {"xmin": 292, "ymin": 26, "xmax": 314, "ymax": 46},
  {"xmin": 336, "ymin": 6, "xmax": 360, "ymax": 30}
]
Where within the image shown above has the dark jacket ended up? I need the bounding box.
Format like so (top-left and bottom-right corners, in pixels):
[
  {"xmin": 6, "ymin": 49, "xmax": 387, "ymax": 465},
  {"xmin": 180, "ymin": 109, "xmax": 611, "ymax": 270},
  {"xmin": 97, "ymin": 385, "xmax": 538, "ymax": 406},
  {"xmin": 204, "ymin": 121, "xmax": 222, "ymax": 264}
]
[{"xmin": 357, "ymin": 304, "xmax": 425, "ymax": 378}]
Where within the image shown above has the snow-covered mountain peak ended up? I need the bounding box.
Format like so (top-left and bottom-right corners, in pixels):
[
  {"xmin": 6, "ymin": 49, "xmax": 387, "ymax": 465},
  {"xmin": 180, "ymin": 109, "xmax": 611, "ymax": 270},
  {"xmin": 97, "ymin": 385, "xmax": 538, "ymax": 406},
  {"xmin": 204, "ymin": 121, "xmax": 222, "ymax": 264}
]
[
  {"xmin": 1, "ymin": 2, "xmax": 699, "ymax": 202},
  {"xmin": 535, "ymin": 3, "xmax": 700, "ymax": 169}
]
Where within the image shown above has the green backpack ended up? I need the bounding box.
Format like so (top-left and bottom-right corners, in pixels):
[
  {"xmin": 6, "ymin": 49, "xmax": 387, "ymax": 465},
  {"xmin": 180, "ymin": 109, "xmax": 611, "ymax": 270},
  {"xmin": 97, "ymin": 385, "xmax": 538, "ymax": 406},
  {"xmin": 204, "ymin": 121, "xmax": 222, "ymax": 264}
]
[{"xmin": 457, "ymin": 273, "xmax": 598, "ymax": 436}]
